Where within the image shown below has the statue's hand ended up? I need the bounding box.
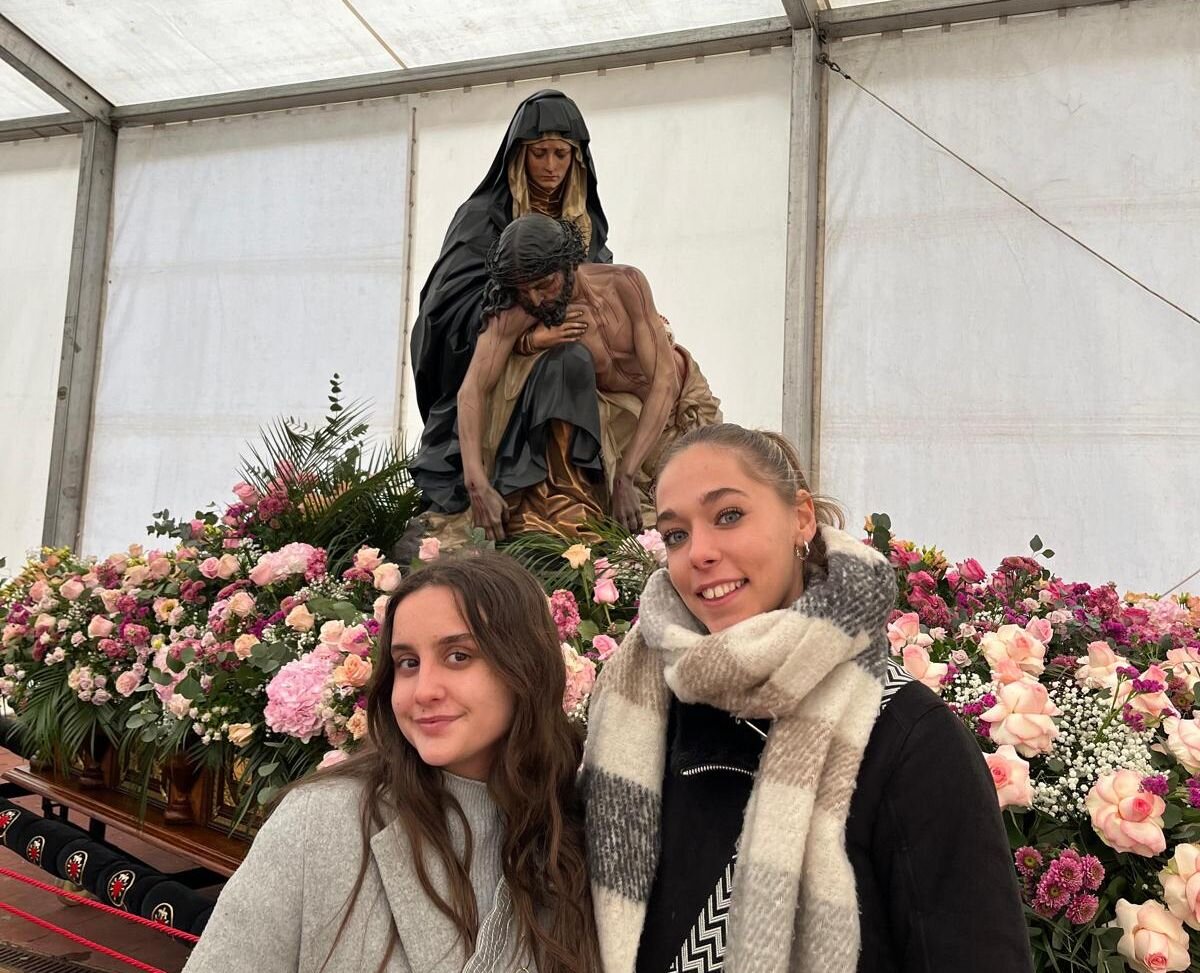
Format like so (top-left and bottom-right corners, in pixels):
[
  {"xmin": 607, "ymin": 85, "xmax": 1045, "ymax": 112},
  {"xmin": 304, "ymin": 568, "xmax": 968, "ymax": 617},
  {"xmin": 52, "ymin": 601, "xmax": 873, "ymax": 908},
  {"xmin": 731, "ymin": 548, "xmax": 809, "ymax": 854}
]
[
  {"xmin": 528, "ymin": 310, "xmax": 588, "ymax": 352},
  {"xmin": 468, "ymin": 482, "xmax": 509, "ymax": 541},
  {"xmin": 611, "ymin": 475, "xmax": 642, "ymax": 533}
]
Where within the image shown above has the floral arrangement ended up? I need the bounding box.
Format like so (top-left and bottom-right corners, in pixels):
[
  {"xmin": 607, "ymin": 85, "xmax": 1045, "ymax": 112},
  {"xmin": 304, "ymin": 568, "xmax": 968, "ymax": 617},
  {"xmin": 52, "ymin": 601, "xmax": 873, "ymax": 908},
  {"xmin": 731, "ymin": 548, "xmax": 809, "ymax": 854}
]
[{"xmin": 869, "ymin": 513, "xmax": 1200, "ymax": 972}]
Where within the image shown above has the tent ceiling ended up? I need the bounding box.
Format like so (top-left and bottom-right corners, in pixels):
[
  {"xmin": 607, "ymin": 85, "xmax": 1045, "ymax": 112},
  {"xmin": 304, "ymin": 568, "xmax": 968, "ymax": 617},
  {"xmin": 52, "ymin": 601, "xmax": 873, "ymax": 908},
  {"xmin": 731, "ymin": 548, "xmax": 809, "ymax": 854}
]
[
  {"xmin": 0, "ymin": 0, "xmax": 785, "ymax": 107},
  {"xmin": 0, "ymin": 55, "xmax": 59, "ymax": 119}
]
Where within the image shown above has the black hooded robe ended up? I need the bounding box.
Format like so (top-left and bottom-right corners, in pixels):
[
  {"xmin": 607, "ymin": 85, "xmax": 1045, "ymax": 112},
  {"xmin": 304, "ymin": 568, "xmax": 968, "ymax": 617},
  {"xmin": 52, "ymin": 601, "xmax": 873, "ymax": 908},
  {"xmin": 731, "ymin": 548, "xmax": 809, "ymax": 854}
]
[{"xmin": 409, "ymin": 90, "xmax": 613, "ymax": 515}]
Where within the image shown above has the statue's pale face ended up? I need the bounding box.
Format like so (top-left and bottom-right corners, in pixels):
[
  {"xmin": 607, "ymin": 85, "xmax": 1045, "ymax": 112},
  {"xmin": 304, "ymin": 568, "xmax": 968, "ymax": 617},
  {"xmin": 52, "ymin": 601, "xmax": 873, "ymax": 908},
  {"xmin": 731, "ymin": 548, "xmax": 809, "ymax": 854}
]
[{"xmin": 525, "ymin": 139, "xmax": 572, "ymax": 194}]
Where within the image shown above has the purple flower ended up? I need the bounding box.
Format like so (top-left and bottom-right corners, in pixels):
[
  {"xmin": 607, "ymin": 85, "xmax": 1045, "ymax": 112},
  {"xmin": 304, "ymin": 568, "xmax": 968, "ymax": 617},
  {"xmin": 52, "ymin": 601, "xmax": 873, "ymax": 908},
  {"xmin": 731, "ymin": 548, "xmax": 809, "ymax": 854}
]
[
  {"xmin": 1120, "ymin": 705, "xmax": 1146, "ymax": 732},
  {"xmin": 1131, "ymin": 678, "xmax": 1165, "ymax": 694},
  {"xmin": 1065, "ymin": 893, "xmax": 1099, "ymax": 925},
  {"xmin": 549, "ymin": 589, "xmax": 581, "ymax": 641},
  {"xmin": 1140, "ymin": 774, "xmax": 1169, "ymax": 798},
  {"xmin": 1014, "ymin": 847, "xmax": 1043, "ymax": 877},
  {"xmin": 1116, "ymin": 665, "xmax": 1141, "ymax": 679},
  {"xmin": 1033, "ymin": 870, "xmax": 1072, "ymax": 915},
  {"xmin": 1046, "ymin": 856, "xmax": 1083, "ymax": 894},
  {"xmin": 1187, "ymin": 778, "xmax": 1200, "ymax": 809},
  {"xmin": 1080, "ymin": 855, "xmax": 1104, "ymax": 891},
  {"xmin": 980, "ymin": 692, "xmax": 998, "ymax": 709},
  {"xmin": 1050, "ymin": 655, "xmax": 1079, "ymax": 670}
]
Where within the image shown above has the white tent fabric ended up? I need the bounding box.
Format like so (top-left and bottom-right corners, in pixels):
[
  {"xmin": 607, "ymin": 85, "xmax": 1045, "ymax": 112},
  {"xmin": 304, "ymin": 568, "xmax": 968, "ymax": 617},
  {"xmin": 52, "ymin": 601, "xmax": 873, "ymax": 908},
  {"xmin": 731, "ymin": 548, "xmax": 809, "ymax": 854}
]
[
  {"xmin": 820, "ymin": 0, "xmax": 1200, "ymax": 593},
  {"xmin": 2, "ymin": 0, "xmax": 781, "ymax": 106},
  {"xmin": 0, "ymin": 57, "xmax": 61, "ymax": 119},
  {"xmin": 0, "ymin": 134, "xmax": 79, "ymax": 569},
  {"xmin": 400, "ymin": 48, "xmax": 793, "ymax": 442},
  {"xmin": 81, "ymin": 99, "xmax": 410, "ymax": 556}
]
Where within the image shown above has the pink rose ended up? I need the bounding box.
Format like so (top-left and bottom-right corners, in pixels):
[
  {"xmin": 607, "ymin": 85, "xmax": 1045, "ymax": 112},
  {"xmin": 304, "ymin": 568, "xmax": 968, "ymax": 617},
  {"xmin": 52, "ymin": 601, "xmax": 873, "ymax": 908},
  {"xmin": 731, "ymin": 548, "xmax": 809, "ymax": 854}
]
[
  {"xmin": 166, "ymin": 693, "xmax": 192, "ymax": 719},
  {"xmin": 99, "ymin": 588, "xmax": 123, "ymax": 614},
  {"xmin": 1026, "ymin": 617, "xmax": 1053, "ymax": 645},
  {"xmin": 114, "ymin": 670, "xmax": 143, "ymax": 697},
  {"xmin": 956, "ymin": 558, "xmax": 986, "ymax": 583},
  {"xmin": 87, "ymin": 615, "xmax": 115, "ymax": 639},
  {"xmin": 418, "ymin": 537, "xmax": 441, "ymax": 562},
  {"xmin": 1162, "ymin": 717, "xmax": 1200, "ymax": 774},
  {"xmin": 887, "ymin": 612, "xmax": 931, "ymax": 656},
  {"xmin": 979, "ymin": 681, "xmax": 1061, "ymax": 756},
  {"xmin": 562, "ymin": 644, "xmax": 596, "ymax": 712},
  {"xmin": 123, "ymin": 565, "xmax": 150, "ymax": 587},
  {"xmin": 60, "ymin": 579, "xmax": 85, "ymax": 601},
  {"xmin": 285, "ymin": 603, "xmax": 315, "ymax": 632},
  {"xmin": 1160, "ymin": 844, "xmax": 1200, "ymax": 931},
  {"xmin": 1112, "ymin": 899, "xmax": 1190, "ymax": 973},
  {"xmin": 1086, "ymin": 770, "xmax": 1167, "ymax": 857},
  {"xmin": 353, "ymin": 547, "xmax": 383, "ymax": 572},
  {"xmin": 593, "ymin": 576, "xmax": 619, "ymax": 605},
  {"xmin": 29, "ymin": 580, "xmax": 50, "ymax": 602},
  {"xmin": 991, "ymin": 657, "xmax": 1038, "ymax": 686},
  {"xmin": 146, "ymin": 556, "xmax": 172, "ymax": 581},
  {"xmin": 980, "ymin": 624, "xmax": 1046, "ymax": 677},
  {"xmin": 901, "ymin": 645, "xmax": 949, "ymax": 694},
  {"xmin": 636, "ymin": 528, "xmax": 667, "ymax": 565},
  {"xmin": 592, "ymin": 634, "xmax": 620, "ymax": 661},
  {"xmin": 199, "ymin": 557, "xmax": 221, "ymax": 579},
  {"xmin": 983, "ymin": 745, "xmax": 1033, "ymax": 809},
  {"xmin": 1075, "ymin": 640, "xmax": 1127, "ymax": 690},
  {"xmin": 228, "ymin": 591, "xmax": 256, "ymax": 617},
  {"xmin": 232, "ymin": 481, "xmax": 259, "ymax": 505},
  {"xmin": 373, "ymin": 594, "xmax": 390, "ymax": 625},
  {"xmin": 319, "ymin": 749, "xmax": 348, "ymax": 771},
  {"xmin": 1165, "ymin": 648, "xmax": 1200, "ymax": 689},
  {"xmin": 332, "ymin": 654, "xmax": 373, "ymax": 689},
  {"xmin": 372, "ymin": 563, "xmax": 401, "ymax": 593}
]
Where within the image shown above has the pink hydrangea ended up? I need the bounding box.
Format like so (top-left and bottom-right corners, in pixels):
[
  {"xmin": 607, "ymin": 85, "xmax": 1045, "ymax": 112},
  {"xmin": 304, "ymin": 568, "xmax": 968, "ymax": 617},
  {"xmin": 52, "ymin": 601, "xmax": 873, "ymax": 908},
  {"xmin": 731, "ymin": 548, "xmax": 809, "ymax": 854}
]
[
  {"xmin": 264, "ymin": 653, "xmax": 334, "ymax": 743},
  {"xmin": 249, "ymin": 543, "xmax": 319, "ymax": 587}
]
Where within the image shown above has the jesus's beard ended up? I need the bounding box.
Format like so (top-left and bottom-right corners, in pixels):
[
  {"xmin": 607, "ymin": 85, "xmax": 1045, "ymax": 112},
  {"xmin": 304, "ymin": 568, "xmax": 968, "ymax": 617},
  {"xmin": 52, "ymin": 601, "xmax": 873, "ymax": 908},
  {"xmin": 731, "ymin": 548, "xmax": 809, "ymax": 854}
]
[{"xmin": 518, "ymin": 266, "xmax": 575, "ymax": 326}]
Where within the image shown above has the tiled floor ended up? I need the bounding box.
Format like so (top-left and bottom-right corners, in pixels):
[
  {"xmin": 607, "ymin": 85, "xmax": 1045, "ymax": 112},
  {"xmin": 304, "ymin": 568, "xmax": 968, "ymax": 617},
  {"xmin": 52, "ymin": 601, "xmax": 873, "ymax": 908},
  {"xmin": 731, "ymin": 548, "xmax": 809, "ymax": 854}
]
[{"xmin": 0, "ymin": 748, "xmax": 206, "ymax": 973}]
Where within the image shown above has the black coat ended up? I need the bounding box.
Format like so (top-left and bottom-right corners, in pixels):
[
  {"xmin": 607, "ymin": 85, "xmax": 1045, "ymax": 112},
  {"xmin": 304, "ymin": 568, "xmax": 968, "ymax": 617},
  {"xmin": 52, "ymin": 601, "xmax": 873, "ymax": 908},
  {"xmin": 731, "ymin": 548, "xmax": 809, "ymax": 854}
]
[
  {"xmin": 408, "ymin": 90, "xmax": 611, "ymax": 513},
  {"xmin": 635, "ymin": 681, "xmax": 1034, "ymax": 973}
]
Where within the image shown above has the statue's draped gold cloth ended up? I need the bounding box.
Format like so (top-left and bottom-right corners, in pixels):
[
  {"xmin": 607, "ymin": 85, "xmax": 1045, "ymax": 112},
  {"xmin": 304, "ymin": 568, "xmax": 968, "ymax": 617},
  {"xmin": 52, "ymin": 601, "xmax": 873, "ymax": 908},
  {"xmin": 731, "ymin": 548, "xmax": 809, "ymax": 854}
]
[{"xmin": 421, "ymin": 345, "xmax": 722, "ymax": 546}]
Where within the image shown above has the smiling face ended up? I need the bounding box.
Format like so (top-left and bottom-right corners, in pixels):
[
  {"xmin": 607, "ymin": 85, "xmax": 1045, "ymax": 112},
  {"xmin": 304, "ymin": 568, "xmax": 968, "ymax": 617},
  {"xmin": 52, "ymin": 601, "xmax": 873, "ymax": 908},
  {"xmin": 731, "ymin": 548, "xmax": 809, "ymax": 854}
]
[
  {"xmin": 389, "ymin": 585, "xmax": 515, "ymax": 780},
  {"xmin": 655, "ymin": 444, "xmax": 816, "ymax": 633},
  {"xmin": 525, "ymin": 138, "xmax": 573, "ymax": 194}
]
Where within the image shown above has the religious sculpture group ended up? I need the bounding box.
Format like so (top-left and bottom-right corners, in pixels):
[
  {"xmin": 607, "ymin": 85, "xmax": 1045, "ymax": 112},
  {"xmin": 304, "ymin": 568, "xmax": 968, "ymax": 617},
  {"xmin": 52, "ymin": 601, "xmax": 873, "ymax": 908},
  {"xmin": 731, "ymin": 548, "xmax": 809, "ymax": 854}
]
[{"xmin": 409, "ymin": 90, "xmax": 722, "ymax": 544}]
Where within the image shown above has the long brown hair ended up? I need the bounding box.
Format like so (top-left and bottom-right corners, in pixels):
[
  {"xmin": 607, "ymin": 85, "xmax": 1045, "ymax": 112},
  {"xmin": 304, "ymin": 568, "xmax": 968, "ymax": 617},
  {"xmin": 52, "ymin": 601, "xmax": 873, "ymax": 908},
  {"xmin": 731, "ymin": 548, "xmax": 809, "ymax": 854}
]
[{"xmin": 293, "ymin": 554, "xmax": 599, "ymax": 973}]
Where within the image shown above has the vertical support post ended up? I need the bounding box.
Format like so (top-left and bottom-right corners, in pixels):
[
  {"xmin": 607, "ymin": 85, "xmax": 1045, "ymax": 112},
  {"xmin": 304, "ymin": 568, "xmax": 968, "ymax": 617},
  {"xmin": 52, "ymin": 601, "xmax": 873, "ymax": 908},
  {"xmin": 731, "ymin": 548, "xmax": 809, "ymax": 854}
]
[
  {"xmin": 42, "ymin": 119, "xmax": 115, "ymax": 550},
  {"xmin": 781, "ymin": 29, "xmax": 824, "ymax": 476}
]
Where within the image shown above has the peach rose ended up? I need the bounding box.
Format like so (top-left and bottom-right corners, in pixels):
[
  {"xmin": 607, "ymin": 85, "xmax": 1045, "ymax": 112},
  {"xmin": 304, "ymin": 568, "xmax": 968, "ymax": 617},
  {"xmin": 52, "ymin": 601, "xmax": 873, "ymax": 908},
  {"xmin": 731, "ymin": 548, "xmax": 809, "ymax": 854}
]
[
  {"xmin": 60, "ymin": 578, "xmax": 85, "ymax": 601},
  {"xmin": 123, "ymin": 565, "xmax": 150, "ymax": 587},
  {"xmin": 372, "ymin": 563, "xmax": 401, "ymax": 593},
  {"xmin": 216, "ymin": 553, "xmax": 240, "ymax": 579},
  {"xmin": 319, "ymin": 620, "xmax": 346, "ymax": 646},
  {"xmin": 233, "ymin": 634, "xmax": 260, "ymax": 660},
  {"xmin": 1165, "ymin": 648, "xmax": 1200, "ymax": 690},
  {"xmin": 983, "ymin": 744, "xmax": 1034, "ymax": 809},
  {"xmin": 1162, "ymin": 716, "xmax": 1200, "ymax": 775},
  {"xmin": 1075, "ymin": 640, "xmax": 1127, "ymax": 690},
  {"xmin": 418, "ymin": 537, "xmax": 441, "ymax": 562},
  {"xmin": 1111, "ymin": 899, "xmax": 1190, "ymax": 973},
  {"xmin": 226, "ymin": 723, "xmax": 254, "ymax": 747},
  {"xmin": 901, "ymin": 645, "xmax": 948, "ymax": 693},
  {"xmin": 979, "ymin": 623, "xmax": 1046, "ymax": 677},
  {"xmin": 562, "ymin": 544, "xmax": 591, "ymax": 570},
  {"xmin": 147, "ymin": 556, "xmax": 172, "ymax": 581},
  {"xmin": 166, "ymin": 693, "xmax": 192, "ymax": 719},
  {"xmin": 285, "ymin": 604, "xmax": 315, "ymax": 632},
  {"xmin": 28, "ymin": 580, "xmax": 50, "ymax": 602},
  {"xmin": 333, "ymin": 654, "xmax": 373, "ymax": 689},
  {"xmin": 1118, "ymin": 666, "xmax": 1179, "ymax": 725},
  {"xmin": 887, "ymin": 612, "xmax": 932, "ymax": 656},
  {"xmin": 228, "ymin": 591, "xmax": 256, "ymax": 617},
  {"xmin": 114, "ymin": 670, "xmax": 143, "ymax": 697},
  {"xmin": 979, "ymin": 680, "xmax": 1060, "ymax": 756},
  {"xmin": 99, "ymin": 588, "xmax": 123, "ymax": 614},
  {"xmin": 347, "ymin": 709, "xmax": 368, "ymax": 741},
  {"xmin": 991, "ymin": 656, "xmax": 1038, "ymax": 686},
  {"xmin": 1086, "ymin": 770, "xmax": 1167, "ymax": 857},
  {"xmin": 1160, "ymin": 844, "xmax": 1200, "ymax": 930},
  {"xmin": 87, "ymin": 615, "xmax": 115, "ymax": 639}
]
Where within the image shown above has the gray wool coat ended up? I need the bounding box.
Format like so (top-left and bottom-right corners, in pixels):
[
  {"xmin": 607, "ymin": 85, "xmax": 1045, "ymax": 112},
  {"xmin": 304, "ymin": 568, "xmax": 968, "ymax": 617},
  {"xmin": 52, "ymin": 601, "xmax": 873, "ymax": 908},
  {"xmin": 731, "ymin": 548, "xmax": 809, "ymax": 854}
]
[{"xmin": 184, "ymin": 777, "xmax": 485, "ymax": 973}]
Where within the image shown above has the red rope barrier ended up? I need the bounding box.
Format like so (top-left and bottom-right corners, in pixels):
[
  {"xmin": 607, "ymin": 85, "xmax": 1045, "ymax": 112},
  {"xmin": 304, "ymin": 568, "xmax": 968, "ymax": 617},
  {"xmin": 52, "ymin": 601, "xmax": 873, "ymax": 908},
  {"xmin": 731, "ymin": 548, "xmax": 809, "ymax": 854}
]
[
  {"xmin": 0, "ymin": 900, "xmax": 168, "ymax": 973},
  {"xmin": 0, "ymin": 865, "xmax": 200, "ymax": 944}
]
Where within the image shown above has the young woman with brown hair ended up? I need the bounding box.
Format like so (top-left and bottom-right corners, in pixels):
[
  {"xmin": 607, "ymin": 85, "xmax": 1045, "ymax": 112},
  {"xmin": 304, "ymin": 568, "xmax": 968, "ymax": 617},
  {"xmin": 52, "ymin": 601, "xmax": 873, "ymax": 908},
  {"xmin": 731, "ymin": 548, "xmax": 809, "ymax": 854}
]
[{"xmin": 186, "ymin": 554, "xmax": 599, "ymax": 973}]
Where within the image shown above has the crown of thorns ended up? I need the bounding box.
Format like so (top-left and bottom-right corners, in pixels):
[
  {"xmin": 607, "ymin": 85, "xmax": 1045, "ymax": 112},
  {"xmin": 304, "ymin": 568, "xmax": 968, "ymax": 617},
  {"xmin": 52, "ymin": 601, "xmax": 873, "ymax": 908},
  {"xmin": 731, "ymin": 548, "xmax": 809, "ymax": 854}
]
[{"xmin": 485, "ymin": 217, "xmax": 586, "ymax": 286}]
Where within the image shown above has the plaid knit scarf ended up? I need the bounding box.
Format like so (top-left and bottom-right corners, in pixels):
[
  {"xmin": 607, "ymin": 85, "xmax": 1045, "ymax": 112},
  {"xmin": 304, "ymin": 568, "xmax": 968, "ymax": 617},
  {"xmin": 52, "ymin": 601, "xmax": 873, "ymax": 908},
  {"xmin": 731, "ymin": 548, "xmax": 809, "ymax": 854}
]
[{"xmin": 583, "ymin": 525, "xmax": 897, "ymax": 973}]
